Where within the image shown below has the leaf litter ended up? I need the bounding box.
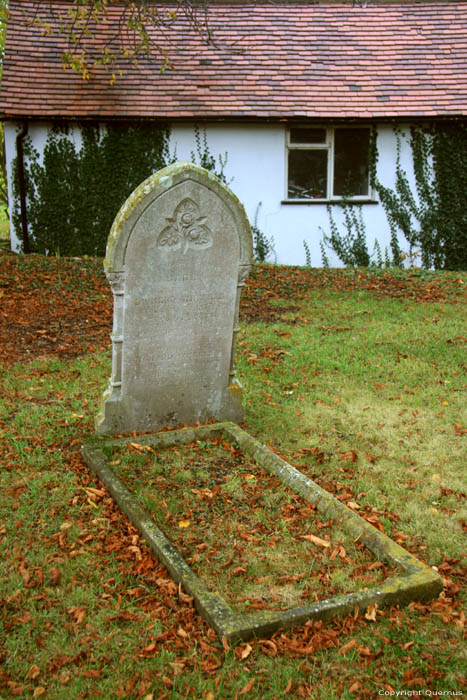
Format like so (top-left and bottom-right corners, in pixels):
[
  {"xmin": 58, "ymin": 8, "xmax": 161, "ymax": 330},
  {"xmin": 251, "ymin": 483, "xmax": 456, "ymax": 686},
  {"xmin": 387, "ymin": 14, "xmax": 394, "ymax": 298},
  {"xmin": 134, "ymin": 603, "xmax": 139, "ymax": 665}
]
[
  {"xmin": 108, "ymin": 439, "xmax": 400, "ymax": 613},
  {"xmin": 1, "ymin": 251, "xmax": 465, "ymax": 365},
  {"xmin": 1, "ymin": 251, "xmax": 466, "ymax": 697}
]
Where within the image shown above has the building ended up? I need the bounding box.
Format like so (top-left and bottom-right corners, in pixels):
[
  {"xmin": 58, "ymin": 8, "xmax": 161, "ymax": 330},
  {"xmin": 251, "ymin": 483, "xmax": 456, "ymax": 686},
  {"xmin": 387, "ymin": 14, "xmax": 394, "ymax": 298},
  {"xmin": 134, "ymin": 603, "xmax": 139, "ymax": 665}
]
[{"xmin": 1, "ymin": 0, "xmax": 466, "ymax": 265}]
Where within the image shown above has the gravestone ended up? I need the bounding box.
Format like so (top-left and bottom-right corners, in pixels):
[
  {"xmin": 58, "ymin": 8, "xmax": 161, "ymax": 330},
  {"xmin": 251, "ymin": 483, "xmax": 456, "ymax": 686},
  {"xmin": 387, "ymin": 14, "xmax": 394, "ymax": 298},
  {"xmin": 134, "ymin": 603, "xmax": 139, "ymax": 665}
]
[{"xmin": 96, "ymin": 162, "xmax": 253, "ymax": 435}]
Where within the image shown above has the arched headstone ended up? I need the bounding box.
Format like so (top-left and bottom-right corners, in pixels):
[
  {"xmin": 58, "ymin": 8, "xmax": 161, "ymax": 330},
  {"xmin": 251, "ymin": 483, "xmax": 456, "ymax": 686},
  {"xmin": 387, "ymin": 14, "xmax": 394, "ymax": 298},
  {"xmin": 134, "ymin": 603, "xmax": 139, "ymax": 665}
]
[{"xmin": 96, "ymin": 162, "xmax": 253, "ymax": 434}]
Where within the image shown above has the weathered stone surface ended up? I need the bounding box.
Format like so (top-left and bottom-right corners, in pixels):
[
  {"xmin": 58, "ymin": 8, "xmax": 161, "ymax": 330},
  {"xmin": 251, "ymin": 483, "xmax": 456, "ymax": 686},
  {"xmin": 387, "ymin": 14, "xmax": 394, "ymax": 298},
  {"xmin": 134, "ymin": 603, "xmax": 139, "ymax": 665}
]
[{"xmin": 96, "ymin": 162, "xmax": 253, "ymax": 435}]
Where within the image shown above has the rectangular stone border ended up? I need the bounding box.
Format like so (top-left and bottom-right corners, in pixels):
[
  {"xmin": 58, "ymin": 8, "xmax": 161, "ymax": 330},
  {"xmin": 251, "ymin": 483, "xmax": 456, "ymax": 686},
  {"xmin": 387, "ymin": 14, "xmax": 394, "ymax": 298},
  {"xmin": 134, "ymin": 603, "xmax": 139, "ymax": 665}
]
[{"xmin": 81, "ymin": 422, "xmax": 443, "ymax": 643}]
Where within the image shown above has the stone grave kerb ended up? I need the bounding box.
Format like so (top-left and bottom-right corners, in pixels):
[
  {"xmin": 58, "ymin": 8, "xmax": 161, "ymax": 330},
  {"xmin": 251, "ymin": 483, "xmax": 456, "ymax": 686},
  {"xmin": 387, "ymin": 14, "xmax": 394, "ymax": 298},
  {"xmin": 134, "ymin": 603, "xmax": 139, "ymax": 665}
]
[{"xmin": 96, "ymin": 161, "xmax": 254, "ymax": 435}]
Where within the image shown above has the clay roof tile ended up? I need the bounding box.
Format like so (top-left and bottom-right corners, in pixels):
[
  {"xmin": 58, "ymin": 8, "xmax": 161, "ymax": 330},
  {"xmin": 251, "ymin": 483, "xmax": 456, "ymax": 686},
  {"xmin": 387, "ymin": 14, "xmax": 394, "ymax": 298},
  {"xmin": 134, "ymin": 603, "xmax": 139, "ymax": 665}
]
[{"xmin": 0, "ymin": 0, "xmax": 465, "ymax": 120}]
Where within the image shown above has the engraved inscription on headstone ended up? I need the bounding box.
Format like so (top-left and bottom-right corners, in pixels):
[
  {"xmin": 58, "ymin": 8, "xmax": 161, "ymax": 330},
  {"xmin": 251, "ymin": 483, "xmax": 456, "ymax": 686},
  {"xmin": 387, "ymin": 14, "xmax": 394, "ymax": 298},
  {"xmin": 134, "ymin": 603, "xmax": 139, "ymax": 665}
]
[{"xmin": 96, "ymin": 162, "xmax": 253, "ymax": 434}]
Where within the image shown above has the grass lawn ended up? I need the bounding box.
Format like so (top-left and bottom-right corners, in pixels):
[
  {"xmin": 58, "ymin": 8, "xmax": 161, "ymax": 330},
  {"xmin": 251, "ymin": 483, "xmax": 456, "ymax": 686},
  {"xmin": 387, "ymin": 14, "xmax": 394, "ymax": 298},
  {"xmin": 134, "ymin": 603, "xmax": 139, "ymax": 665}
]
[{"xmin": 0, "ymin": 253, "xmax": 465, "ymax": 699}]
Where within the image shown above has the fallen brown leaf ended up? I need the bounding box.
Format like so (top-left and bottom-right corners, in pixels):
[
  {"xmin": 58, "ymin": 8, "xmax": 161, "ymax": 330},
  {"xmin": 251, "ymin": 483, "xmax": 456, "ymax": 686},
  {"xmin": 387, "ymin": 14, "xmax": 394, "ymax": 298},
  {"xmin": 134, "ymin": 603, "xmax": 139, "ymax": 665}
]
[
  {"xmin": 339, "ymin": 639, "xmax": 357, "ymax": 655},
  {"xmin": 48, "ymin": 567, "xmax": 61, "ymax": 585},
  {"xmin": 340, "ymin": 451, "xmax": 358, "ymax": 463},
  {"xmin": 365, "ymin": 603, "xmax": 378, "ymax": 621},
  {"xmin": 235, "ymin": 643, "xmax": 253, "ymax": 660},
  {"xmin": 300, "ymin": 534, "xmax": 330, "ymax": 548},
  {"xmin": 239, "ymin": 678, "xmax": 255, "ymax": 695},
  {"xmin": 27, "ymin": 665, "xmax": 40, "ymax": 680},
  {"xmin": 138, "ymin": 642, "xmax": 158, "ymax": 657}
]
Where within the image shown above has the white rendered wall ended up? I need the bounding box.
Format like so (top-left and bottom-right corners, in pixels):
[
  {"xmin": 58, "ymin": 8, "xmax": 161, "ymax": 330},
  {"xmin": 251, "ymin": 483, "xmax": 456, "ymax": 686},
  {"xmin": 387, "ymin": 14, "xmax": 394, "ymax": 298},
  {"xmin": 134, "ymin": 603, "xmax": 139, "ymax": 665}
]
[
  {"xmin": 5, "ymin": 121, "xmax": 418, "ymax": 267},
  {"xmin": 170, "ymin": 123, "xmax": 416, "ymax": 267}
]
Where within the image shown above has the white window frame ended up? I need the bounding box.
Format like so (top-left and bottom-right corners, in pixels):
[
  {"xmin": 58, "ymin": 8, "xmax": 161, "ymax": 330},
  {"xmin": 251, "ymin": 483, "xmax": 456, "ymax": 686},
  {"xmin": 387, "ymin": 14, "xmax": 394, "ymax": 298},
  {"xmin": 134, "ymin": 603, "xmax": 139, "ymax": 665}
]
[{"xmin": 285, "ymin": 126, "xmax": 373, "ymax": 202}]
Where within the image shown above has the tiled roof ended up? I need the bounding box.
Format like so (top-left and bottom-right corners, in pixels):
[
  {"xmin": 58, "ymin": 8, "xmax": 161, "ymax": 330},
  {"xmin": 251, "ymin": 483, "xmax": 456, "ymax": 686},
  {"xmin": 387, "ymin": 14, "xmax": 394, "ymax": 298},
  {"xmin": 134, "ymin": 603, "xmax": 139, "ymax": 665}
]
[{"xmin": 1, "ymin": 0, "xmax": 466, "ymax": 120}]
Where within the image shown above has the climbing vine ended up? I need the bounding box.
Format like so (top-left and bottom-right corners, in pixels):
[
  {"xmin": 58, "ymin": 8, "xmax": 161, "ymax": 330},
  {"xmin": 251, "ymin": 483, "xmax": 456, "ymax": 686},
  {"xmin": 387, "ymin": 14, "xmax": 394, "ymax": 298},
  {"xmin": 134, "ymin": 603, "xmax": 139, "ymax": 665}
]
[
  {"xmin": 190, "ymin": 125, "xmax": 230, "ymax": 184},
  {"xmin": 320, "ymin": 123, "xmax": 466, "ymax": 270},
  {"xmin": 319, "ymin": 202, "xmax": 370, "ymax": 268},
  {"xmin": 13, "ymin": 123, "xmax": 245, "ymax": 257},
  {"xmin": 250, "ymin": 202, "xmax": 276, "ymax": 263},
  {"xmin": 370, "ymin": 123, "xmax": 467, "ymax": 270},
  {"xmin": 13, "ymin": 124, "xmax": 173, "ymax": 256}
]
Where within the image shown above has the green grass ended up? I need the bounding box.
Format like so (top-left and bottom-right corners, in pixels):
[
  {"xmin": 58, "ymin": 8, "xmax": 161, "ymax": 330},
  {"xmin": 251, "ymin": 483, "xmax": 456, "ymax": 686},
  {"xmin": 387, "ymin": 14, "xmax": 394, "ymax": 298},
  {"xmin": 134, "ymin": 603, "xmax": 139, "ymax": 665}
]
[
  {"xmin": 238, "ymin": 291, "xmax": 466, "ymax": 564},
  {"xmin": 0, "ymin": 263, "xmax": 466, "ymax": 699},
  {"xmin": 107, "ymin": 440, "xmax": 396, "ymax": 614}
]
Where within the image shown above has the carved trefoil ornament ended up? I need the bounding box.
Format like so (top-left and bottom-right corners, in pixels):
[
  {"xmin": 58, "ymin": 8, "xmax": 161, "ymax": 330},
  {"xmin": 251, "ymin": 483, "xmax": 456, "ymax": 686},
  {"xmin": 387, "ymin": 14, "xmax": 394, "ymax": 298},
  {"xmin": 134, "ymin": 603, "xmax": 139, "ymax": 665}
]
[{"xmin": 157, "ymin": 198, "xmax": 213, "ymax": 253}]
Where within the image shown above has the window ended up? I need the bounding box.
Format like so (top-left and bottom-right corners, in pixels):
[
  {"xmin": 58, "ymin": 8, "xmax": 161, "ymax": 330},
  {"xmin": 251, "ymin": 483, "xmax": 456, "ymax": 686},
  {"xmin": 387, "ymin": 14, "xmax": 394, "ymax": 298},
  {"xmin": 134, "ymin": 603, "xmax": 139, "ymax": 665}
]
[{"xmin": 287, "ymin": 127, "xmax": 371, "ymax": 201}]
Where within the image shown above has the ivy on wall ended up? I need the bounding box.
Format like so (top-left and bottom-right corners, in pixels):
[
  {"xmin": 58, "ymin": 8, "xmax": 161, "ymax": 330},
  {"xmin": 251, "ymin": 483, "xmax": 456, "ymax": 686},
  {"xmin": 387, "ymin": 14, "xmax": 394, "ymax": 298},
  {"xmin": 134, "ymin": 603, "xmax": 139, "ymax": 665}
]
[
  {"xmin": 13, "ymin": 124, "xmax": 172, "ymax": 256},
  {"xmin": 13, "ymin": 123, "xmax": 272, "ymax": 261},
  {"xmin": 431, "ymin": 123, "xmax": 467, "ymax": 270},
  {"xmin": 320, "ymin": 202, "xmax": 370, "ymax": 268},
  {"xmin": 321, "ymin": 123, "xmax": 466, "ymax": 270},
  {"xmin": 15, "ymin": 121, "xmax": 466, "ymax": 269},
  {"xmin": 370, "ymin": 123, "xmax": 467, "ymax": 271}
]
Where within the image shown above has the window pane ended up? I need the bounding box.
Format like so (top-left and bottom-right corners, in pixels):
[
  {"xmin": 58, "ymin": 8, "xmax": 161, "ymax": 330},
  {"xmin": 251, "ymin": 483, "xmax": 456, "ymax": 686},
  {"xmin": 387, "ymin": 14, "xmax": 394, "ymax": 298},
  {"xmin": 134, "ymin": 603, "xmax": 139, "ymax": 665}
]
[
  {"xmin": 290, "ymin": 128, "xmax": 327, "ymax": 144},
  {"xmin": 333, "ymin": 128, "xmax": 370, "ymax": 196},
  {"xmin": 288, "ymin": 150, "xmax": 328, "ymax": 199}
]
